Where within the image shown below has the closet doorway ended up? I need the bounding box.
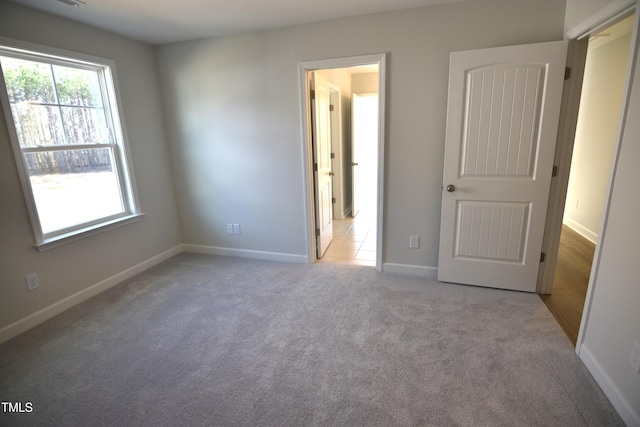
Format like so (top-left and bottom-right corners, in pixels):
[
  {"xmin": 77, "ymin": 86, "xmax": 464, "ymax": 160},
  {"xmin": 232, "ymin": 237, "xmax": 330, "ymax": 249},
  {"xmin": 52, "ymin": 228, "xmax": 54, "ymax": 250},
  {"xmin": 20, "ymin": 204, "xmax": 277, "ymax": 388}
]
[{"xmin": 541, "ymin": 13, "xmax": 635, "ymax": 345}]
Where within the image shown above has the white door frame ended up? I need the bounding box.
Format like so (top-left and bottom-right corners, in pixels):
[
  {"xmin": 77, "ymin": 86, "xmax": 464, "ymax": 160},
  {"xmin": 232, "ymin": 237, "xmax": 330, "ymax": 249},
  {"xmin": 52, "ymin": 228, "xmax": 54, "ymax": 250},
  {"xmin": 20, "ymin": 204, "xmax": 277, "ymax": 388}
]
[
  {"xmin": 537, "ymin": 3, "xmax": 638, "ymax": 351},
  {"xmin": 298, "ymin": 53, "xmax": 387, "ymax": 271}
]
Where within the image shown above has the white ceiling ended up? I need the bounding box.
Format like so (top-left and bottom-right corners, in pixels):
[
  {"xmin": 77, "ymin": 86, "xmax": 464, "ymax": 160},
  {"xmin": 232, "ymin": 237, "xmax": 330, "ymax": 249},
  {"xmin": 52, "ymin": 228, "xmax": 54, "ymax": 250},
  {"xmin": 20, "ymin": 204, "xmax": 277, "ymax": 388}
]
[{"xmin": 9, "ymin": 0, "xmax": 469, "ymax": 45}]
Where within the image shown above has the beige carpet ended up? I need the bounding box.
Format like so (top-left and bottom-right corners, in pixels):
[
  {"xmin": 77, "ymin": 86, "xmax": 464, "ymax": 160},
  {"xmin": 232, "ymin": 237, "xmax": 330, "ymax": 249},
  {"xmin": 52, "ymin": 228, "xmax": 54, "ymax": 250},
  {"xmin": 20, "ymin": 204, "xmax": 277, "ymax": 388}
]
[{"xmin": 0, "ymin": 253, "xmax": 623, "ymax": 426}]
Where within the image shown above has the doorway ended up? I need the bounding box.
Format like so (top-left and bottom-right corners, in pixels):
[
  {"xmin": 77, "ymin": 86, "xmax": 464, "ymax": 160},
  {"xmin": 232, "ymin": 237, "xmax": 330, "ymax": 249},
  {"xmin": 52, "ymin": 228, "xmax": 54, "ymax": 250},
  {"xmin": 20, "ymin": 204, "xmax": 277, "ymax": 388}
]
[
  {"xmin": 540, "ymin": 13, "xmax": 635, "ymax": 345},
  {"xmin": 299, "ymin": 54, "xmax": 386, "ymax": 271}
]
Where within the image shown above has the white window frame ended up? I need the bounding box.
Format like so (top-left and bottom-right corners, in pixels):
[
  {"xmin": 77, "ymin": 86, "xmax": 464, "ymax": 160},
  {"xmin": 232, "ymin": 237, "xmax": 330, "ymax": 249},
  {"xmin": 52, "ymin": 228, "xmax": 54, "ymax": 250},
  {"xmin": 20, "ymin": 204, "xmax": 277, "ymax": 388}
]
[{"xmin": 0, "ymin": 37, "xmax": 142, "ymax": 251}]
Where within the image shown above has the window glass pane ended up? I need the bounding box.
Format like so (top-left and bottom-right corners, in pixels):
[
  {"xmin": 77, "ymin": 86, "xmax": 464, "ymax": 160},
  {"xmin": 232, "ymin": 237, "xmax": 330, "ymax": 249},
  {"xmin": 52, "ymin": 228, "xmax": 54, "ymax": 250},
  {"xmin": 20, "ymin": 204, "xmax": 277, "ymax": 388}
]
[
  {"xmin": 60, "ymin": 106, "xmax": 110, "ymax": 144},
  {"xmin": 25, "ymin": 148, "xmax": 124, "ymax": 234},
  {"xmin": 0, "ymin": 57, "xmax": 56, "ymax": 104},
  {"xmin": 52, "ymin": 65, "xmax": 102, "ymax": 107},
  {"xmin": 9, "ymin": 103, "xmax": 65, "ymax": 147},
  {"xmin": 1, "ymin": 57, "xmax": 112, "ymax": 146}
]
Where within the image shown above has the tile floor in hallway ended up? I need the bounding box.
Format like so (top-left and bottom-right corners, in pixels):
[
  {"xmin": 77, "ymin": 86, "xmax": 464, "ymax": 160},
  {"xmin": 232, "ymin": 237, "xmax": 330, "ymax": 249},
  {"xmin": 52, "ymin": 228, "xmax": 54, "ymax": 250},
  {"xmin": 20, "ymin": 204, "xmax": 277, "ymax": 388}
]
[{"xmin": 318, "ymin": 207, "xmax": 376, "ymax": 267}]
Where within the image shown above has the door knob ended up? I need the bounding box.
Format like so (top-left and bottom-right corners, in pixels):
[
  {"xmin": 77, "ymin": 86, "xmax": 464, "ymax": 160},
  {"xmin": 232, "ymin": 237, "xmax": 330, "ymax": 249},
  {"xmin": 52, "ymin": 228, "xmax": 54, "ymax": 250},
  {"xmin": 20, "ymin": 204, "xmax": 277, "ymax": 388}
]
[
  {"xmin": 446, "ymin": 184, "xmax": 456, "ymax": 192},
  {"xmin": 352, "ymin": 162, "xmax": 359, "ymax": 166},
  {"xmin": 329, "ymin": 171, "xmax": 335, "ymax": 176}
]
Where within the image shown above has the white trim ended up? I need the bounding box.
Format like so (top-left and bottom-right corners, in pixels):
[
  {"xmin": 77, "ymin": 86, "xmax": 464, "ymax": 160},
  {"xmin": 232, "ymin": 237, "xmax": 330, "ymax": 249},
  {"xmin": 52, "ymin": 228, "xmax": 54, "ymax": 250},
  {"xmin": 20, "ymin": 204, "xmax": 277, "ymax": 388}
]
[
  {"xmin": 298, "ymin": 53, "xmax": 387, "ymax": 272},
  {"xmin": 182, "ymin": 244, "xmax": 307, "ymax": 264},
  {"xmin": 562, "ymin": 218, "xmax": 598, "ymax": 244},
  {"xmin": 579, "ymin": 346, "xmax": 640, "ymax": 427},
  {"xmin": 36, "ymin": 213, "xmax": 145, "ymax": 252},
  {"xmin": 382, "ymin": 263, "xmax": 438, "ymax": 278},
  {"xmin": 565, "ymin": 0, "xmax": 636, "ymax": 40},
  {"xmin": 0, "ymin": 245, "xmax": 183, "ymax": 344}
]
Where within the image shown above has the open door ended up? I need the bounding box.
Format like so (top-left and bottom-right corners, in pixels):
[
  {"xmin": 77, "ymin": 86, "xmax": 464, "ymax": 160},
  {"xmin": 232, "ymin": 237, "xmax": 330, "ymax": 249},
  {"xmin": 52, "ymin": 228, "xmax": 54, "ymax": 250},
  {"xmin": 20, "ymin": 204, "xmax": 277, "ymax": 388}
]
[
  {"xmin": 438, "ymin": 41, "xmax": 568, "ymax": 292},
  {"xmin": 311, "ymin": 72, "xmax": 333, "ymax": 257}
]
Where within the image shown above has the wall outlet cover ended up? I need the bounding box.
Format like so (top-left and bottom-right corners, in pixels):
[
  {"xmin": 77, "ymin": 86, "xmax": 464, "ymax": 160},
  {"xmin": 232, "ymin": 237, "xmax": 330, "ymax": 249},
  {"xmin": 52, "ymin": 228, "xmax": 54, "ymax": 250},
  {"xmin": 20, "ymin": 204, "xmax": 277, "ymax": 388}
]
[{"xmin": 25, "ymin": 273, "xmax": 39, "ymax": 291}]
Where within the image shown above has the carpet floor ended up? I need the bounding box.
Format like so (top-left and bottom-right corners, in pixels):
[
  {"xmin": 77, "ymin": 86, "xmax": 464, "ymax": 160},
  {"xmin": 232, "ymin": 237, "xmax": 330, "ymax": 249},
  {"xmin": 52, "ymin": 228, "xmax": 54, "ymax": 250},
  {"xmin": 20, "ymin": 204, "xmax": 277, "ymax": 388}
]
[{"xmin": 0, "ymin": 253, "xmax": 624, "ymax": 426}]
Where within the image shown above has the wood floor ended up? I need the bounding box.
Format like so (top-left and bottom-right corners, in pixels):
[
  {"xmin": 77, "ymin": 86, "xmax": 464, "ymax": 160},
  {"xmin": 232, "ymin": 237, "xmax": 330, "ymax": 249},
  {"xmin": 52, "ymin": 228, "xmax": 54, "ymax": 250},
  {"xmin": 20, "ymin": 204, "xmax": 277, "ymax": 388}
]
[{"xmin": 540, "ymin": 225, "xmax": 596, "ymax": 346}]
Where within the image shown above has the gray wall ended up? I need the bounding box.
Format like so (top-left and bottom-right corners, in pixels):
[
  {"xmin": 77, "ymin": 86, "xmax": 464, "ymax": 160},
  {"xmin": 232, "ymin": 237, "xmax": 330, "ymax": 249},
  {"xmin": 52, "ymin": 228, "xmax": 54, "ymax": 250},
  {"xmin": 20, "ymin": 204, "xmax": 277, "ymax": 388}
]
[
  {"xmin": 0, "ymin": 3, "xmax": 182, "ymax": 332},
  {"xmin": 155, "ymin": 0, "xmax": 566, "ymax": 269}
]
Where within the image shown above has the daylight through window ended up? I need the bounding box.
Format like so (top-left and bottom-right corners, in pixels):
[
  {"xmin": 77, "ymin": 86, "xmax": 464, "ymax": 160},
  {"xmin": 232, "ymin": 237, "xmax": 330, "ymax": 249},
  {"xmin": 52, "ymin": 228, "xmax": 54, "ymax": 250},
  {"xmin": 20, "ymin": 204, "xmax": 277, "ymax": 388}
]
[{"xmin": 0, "ymin": 42, "xmax": 139, "ymax": 248}]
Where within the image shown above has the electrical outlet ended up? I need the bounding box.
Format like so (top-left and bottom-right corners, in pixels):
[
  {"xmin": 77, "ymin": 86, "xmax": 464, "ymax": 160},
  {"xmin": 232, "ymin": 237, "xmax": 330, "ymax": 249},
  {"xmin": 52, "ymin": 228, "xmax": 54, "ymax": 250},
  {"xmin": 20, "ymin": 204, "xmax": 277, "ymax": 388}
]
[
  {"xmin": 233, "ymin": 224, "xmax": 241, "ymax": 235},
  {"xmin": 630, "ymin": 342, "xmax": 640, "ymax": 373},
  {"xmin": 226, "ymin": 224, "xmax": 234, "ymax": 234},
  {"xmin": 409, "ymin": 235, "xmax": 419, "ymax": 249},
  {"xmin": 25, "ymin": 273, "xmax": 39, "ymax": 291}
]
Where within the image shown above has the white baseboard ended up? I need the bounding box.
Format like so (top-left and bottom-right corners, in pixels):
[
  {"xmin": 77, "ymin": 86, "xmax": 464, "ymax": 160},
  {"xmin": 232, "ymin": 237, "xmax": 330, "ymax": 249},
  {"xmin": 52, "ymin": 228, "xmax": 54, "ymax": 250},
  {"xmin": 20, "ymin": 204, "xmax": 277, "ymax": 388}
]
[
  {"xmin": 182, "ymin": 244, "xmax": 308, "ymax": 264},
  {"xmin": 564, "ymin": 218, "xmax": 598, "ymax": 244},
  {"xmin": 0, "ymin": 245, "xmax": 183, "ymax": 345},
  {"xmin": 382, "ymin": 262, "xmax": 438, "ymax": 278},
  {"xmin": 578, "ymin": 345, "xmax": 640, "ymax": 427}
]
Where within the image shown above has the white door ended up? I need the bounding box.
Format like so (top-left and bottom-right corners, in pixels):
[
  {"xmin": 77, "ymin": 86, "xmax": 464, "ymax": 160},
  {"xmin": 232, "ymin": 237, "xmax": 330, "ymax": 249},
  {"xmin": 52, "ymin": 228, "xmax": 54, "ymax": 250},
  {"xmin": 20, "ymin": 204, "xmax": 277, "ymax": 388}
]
[
  {"xmin": 352, "ymin": 94, "xmax": 378, "ymax": 217},
  {"xmin": 311, "ymin": 72, "xmax": 333, "ymax": 257},
  {"xmin": 438, "ymin": 41, "xmax": 568, "ymax": 292}
]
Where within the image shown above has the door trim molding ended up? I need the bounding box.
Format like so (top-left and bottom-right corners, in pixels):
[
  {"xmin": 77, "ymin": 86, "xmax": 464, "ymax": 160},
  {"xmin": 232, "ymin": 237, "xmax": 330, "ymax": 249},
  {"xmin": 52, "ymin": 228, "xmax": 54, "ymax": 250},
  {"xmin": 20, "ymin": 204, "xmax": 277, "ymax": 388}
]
[
  {"xmin": 576, "ymin": 10, "xmax": 639, "ymax": 351},
  {"xmin": 298, "ymin": 53, "xmax": 387, "ymax": 271},
  {"xmin": 565, "ymin": 0, "xmax": 636, "ymax": 40}
]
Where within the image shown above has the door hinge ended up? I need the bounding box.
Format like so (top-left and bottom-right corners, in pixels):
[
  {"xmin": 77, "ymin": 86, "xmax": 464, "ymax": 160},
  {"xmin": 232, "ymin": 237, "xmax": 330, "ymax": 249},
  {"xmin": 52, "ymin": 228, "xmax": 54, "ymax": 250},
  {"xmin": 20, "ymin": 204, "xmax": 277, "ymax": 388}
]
[
  {"xmin": 316, "ymin": 228, "xmax": 320, "ymax": 237},
  {"xmin": 540, "ymin": 252, "xmax": 546, "ymax": 262},
  {"xmin": 564, "ymin": 67, "xmax": 571, "ymax": 80},
  {"xmin": 332, "ymin": 197, "xmax": 336, "ymax": 203},
  {"xmin": 313, "ymin": 163, "xmax": 318, "ymax": 172},
  {"xmin": 330, "ymin": 152, "xmax": 335, "ymax": 159},
  {"xmin": 311, "ymin": 89, "xmax": 315, "ymax": 100},
  {"xmin": 329, "ymin": 104, "xmax": 334, "ymax": 112},
  {"xmin": 552, "ymin": 165, "xmax": 558, "ymax": 177}
]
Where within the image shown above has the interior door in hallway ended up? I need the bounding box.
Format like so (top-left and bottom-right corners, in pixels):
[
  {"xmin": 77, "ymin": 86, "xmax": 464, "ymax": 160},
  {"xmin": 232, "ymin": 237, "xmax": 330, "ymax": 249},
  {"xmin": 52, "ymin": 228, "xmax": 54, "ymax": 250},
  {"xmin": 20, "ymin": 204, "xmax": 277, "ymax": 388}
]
[
  {"xmin": 352, "ymin": 93, "xmax": 378, "ymax": 217},
  {"xmin": 311, "ymin": 72, "xmax": 333, "ymax": 257},
  {"xmin": 438, "ymin": 41, "xmax": 568, "ymax": 292}
]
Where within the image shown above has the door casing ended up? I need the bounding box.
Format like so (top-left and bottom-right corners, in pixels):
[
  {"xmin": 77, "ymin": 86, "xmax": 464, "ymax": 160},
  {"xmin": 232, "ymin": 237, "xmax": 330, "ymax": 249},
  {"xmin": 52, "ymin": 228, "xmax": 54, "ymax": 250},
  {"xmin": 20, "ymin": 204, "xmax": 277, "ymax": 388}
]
[{"xmin": 298, "ymin": 53, "xmax": 387, "ymax": 271}]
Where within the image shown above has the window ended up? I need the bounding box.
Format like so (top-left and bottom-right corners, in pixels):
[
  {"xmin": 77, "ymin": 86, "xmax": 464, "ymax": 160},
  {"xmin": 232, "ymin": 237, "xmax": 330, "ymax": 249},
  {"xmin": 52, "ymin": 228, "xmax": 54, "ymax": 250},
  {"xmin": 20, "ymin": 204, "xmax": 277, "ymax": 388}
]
[{"xmin": 0, "ymin": 39, "xmax": 141, "ymax": 250}]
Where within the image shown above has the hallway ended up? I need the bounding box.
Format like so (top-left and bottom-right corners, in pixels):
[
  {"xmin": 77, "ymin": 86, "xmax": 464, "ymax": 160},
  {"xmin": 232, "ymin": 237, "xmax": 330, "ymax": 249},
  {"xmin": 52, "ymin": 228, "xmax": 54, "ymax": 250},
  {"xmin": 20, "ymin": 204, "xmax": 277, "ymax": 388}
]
[{"xmin": 319, "ymin": 207, "xmax": 376, "ymax": 267}]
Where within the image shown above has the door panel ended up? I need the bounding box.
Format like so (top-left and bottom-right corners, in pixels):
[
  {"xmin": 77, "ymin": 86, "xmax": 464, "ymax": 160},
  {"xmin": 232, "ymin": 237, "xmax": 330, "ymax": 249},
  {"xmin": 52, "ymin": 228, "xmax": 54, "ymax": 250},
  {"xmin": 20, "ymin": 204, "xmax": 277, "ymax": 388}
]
[
  {"xmin": 311, "ymin": 72, "xmax": 333, "ymax": 257},
  {"xmin": 352, "ymin": 94, "xmax": 378, "ymax": 217},
  {"xmin": 438, "ymin": 41, "xmax": 568, "ymax": 292}
]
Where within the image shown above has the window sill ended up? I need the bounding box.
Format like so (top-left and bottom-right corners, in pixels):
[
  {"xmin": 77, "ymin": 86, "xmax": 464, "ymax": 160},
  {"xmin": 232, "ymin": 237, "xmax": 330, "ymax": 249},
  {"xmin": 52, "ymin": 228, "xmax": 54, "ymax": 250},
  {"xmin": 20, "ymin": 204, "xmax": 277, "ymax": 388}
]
[{"xmin": 35, "ymin": 213, "xmax": 145, "ymax": 252}]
